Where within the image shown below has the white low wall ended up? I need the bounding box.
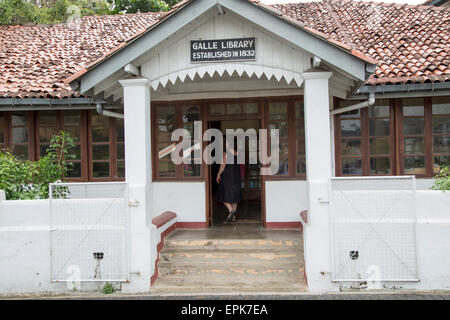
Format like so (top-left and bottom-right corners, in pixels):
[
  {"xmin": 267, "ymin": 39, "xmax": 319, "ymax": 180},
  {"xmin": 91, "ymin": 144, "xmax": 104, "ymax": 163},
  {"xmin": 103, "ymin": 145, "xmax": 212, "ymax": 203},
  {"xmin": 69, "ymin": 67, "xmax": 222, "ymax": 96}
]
[
  {"xmin": 152, "ymin": 182, "xmax": 206, "ymax": 223},
  {"xmin": 265, "ymin": 180, "xmax": 308, "ymax": 222},
  {"xmin": 0, "ymin": 200, "xmax": 69, "ymax": 294}
]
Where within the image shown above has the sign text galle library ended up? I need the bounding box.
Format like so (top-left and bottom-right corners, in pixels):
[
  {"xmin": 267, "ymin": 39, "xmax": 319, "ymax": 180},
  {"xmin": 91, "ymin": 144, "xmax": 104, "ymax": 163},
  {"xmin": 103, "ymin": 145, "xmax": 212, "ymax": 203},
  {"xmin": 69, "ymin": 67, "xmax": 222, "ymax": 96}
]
[{"xmin": 191, "ymin": 37, "xmax": 256, "ymax": 63}]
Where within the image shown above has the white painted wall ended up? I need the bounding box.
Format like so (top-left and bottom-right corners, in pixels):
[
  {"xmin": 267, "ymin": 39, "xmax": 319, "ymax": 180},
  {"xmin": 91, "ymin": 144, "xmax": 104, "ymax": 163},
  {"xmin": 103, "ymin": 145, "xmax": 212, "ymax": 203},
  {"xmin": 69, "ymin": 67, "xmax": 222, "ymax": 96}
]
[
  {"xmin": 152, "ymin": 182, "xmax": 206, "ymax": 222},
  {"xmin": 265, "ymin": 180, "xmax": 308, "ymax": 222}
]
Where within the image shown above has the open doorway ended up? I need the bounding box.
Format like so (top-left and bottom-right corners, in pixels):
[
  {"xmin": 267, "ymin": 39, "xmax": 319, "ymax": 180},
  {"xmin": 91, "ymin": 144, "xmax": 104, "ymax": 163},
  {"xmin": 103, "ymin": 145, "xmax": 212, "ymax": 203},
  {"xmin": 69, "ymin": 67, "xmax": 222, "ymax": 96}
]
[{"xmin": 208, "ymin": 119, "xmax": 262, "ymax": 227}]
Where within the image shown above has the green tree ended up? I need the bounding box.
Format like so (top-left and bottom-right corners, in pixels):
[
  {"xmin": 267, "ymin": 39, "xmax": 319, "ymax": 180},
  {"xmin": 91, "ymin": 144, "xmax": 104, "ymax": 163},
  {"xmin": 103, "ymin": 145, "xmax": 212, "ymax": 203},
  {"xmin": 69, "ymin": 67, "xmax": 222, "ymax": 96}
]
[
  {"xmin": 110, "ymin": 0, "xmax": 168, "ymax": 14},
  {"xmin": 0, "ymin": 0, "xmax": 42, "ymax": 25}
]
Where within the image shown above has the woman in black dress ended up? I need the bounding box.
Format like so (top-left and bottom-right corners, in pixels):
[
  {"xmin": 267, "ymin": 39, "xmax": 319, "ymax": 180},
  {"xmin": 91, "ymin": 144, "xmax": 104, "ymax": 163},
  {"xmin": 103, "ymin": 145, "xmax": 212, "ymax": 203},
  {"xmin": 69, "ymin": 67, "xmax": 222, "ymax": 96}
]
[{"xmin": 216, "ymin": 139, "xmax": 241, "ymax": 223}]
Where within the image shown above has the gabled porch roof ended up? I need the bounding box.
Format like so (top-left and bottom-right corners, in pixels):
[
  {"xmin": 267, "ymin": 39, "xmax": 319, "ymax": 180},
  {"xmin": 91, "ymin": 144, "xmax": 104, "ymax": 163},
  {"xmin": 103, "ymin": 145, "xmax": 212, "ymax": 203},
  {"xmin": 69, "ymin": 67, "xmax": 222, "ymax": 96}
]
[{"xmin": 66, "ymin": 0, "xmax": 376, "ymax": 98}]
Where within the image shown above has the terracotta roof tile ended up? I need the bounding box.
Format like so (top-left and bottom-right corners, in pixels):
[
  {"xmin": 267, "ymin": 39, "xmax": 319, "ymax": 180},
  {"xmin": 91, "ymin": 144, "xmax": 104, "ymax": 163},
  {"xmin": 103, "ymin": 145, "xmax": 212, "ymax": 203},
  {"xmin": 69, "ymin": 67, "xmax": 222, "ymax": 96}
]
[
  {"xmin": 273, "ymin": 0, "xmax": 450, "ymax": 86},
  {"xmin": 0, "ymin": 0, "xmax": 449, "ymax": 99}
]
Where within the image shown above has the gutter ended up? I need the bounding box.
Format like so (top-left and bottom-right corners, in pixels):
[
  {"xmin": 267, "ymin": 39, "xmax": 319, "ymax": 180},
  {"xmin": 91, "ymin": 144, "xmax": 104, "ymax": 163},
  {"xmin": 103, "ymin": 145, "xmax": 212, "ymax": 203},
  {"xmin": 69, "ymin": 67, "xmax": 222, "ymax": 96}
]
[
  {"xmin": 331, "ymin": 92, "xmax": 375, "ymax": 115},
  {"xmin": 96, "ymin": 102, "xmax": 124, "ymax": 119}
]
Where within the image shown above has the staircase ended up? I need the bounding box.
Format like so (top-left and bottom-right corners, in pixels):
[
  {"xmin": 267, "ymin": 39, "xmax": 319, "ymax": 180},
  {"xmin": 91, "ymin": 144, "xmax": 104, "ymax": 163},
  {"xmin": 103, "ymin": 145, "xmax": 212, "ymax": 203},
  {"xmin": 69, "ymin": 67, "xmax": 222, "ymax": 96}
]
[{"xmin": 150, "ymin": 228, "xmax": 307, "ymax": 293}]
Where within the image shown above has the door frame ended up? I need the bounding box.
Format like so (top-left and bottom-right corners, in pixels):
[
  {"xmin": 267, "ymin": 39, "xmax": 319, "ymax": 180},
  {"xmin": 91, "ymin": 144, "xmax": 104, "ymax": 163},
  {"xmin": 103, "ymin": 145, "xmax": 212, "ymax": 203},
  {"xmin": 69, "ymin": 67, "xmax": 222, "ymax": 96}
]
[{"xmin": 204, "ymin": 99, "xmax": 266, "ymax": 227}]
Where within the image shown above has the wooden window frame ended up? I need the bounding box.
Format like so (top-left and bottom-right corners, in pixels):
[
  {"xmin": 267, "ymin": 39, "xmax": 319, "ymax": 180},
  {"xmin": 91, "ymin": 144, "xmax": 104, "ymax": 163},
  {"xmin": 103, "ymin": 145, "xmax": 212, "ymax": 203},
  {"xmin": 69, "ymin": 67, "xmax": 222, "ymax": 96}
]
[
  {"xmin": 88, "ymin": 111, "xmax": 125, "ymax": 182},
  {"xmin": 334, "ymin": 98, "xmax": 396, "ymax": 176},
  {"xmin": 431, "ymin": 97, "xmax": 450, "ymax": 175},
  {"xmin": 335, "ymin": 96, "xmax": 450, "ymax": 178},
  {"xmin": 152, "ymin": 101, "xmax": 205, "ymax": 182},
  {"xmin": 152, "ymin": 96, "xmax": 305, "ymax": 182}
]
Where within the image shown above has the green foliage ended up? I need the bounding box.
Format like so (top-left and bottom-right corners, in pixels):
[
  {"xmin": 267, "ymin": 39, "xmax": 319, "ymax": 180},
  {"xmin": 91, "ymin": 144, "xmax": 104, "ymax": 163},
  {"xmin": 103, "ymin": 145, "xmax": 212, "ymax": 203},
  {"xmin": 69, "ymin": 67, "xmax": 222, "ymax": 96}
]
[
  {"xmin": 0, "ymin": 130, "xmax": 76, "ymax": 200},
  {"xmin": 110, "ymin": 0, "xmax": 168, "ymax": 14},
  {"xmin": 0, "ymin": 0, "xmax": 182, "ymax": 25},
  {"xmin": 102, "ymin": 282, "xmax": 114, "ymax": 294},
  {"xmin": 431, "ymin": 165, "xmax": 450, "ymax": 191}
]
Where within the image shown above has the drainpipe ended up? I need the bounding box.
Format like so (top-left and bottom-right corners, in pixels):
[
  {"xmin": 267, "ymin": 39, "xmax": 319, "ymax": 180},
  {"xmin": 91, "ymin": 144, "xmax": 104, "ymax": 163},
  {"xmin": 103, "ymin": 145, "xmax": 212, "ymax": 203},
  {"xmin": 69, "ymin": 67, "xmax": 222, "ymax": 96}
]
[
  {"xmin": 96, "ymin": 102, "xmax": 124, "ymax": 119},
  {"xmin": 331, "ymin": 92, "xmax": 375, "ymax": 115}
]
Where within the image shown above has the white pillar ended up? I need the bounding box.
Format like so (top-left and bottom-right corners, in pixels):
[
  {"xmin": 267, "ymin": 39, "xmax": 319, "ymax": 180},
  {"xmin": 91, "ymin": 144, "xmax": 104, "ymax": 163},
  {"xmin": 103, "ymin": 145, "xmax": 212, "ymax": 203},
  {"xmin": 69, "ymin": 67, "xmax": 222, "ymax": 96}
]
[
  {"xmin": 302, "ymin": 71, "xmax": 337, "ymax": 292},
  {"xmin": 119, "ymin": 78, "xmax": 153, "ymax": 293}
]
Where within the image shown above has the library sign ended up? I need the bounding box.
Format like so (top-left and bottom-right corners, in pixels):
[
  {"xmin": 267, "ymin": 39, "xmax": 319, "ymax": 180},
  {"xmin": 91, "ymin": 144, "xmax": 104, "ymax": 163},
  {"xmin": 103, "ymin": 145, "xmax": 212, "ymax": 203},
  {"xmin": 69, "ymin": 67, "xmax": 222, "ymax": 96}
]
[{"xmin": 190, "ymin": 37, "xmax": 256, "ymax": 63}]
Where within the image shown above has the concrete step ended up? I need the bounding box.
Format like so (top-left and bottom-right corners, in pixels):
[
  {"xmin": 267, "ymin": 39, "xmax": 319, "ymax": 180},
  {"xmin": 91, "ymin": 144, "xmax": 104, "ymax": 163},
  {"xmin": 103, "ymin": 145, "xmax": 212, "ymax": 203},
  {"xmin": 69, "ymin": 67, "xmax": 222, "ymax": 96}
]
[
  {"xmin": 157, "ymin": 264, "xmax": 305, "ymax": 279},
  {"xmin": 151, "ymin": 278, "xmax": 307, "ymax": 293},
  {"xmin": 163, "ymin": 238, "xmax": 302, "ymax": 251},
  {"xmin": 160, "ymin": 249, "xmax": 304, "ymax": 265}
]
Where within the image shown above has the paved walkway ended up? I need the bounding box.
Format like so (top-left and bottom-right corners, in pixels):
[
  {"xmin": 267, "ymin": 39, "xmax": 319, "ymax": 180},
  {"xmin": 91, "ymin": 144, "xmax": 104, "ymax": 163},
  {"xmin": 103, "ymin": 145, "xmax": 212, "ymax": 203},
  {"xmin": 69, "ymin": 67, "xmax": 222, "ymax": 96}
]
[{"xmin": 3, "ymin": 291, "xmax": 450, "ymax": 300}]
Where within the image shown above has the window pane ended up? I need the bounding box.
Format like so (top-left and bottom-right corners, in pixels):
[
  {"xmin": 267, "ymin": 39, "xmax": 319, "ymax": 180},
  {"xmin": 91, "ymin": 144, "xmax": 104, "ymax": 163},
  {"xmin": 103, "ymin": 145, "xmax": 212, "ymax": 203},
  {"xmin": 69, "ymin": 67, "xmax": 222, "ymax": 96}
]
[
  {"xmin": 434, "ymin": 136, "xmax": 450, "ymax": 154},
  {"xmin": 91, "ymin": 114, "xmax": 109, "ymax": 127},
  {"xmin": 12, "ymin": 145, "xmax": 28, "ymax": 160},
  {"xmin": 210, "ymin": 104, "xmax": 225, "ymax": 115},
  {"xmin": 65, "ymin": 127, "xmax": 80, "ymax": 140},
  {"xmin": 158, "ymin": 143, "xmax": 176, "ymax": 177},
  {"xmin": 92, "ymin": 127, "xmax": 109, "ymax": 142},
  {"xmin": 370, "ymin": 119, "xmax": 390, "ymax": 136},
  {"xmin": 226, "ymin": 104, "xmax": 241, "ymax": 115},
  {"xmin": 158, "ymin": 160, "xmax": 176, "ymax": 177},
  {"xmin": 117, "ymin": 144, "xmax": 125, "ymax": 160},
  {"xmin": 296, "ymin": 119, "xmax": 304, "ymax": 137},
  {"xmin": 184, "ymin": 163, "xmax": 201, "ymax": 177},
  {"xmin": 0, "ymin": 114, "xmax": 5, "ymax": 143},
  {"xmin": 70, "ymin": 144, "xmax": 81, "ymax": 160},
  {"xmin": 92, "ymin": 145, "xmax": 109, "ymax": 160},
  {"xmin": 297, "ymin": 157, "xmax": 306, "ymax": 175},
  {"xmin": 183, "ymin": 123, "xmax": 195, "ymax": 137},
  {"xmin": 340, "ymin": 119, "xmax": 361, "ymax": 137},
  {"xmin": 183, "ymin": 106, "xmax": 200, "ymax": 122},
  {"xmin": 403, "ymin": 118, "xmax": 424, "ymax": 135},
  {"xmin": 64, "ymin": 111, "xmax": 81, "ymax": 126},
  {"xmin": 39, "ymin": 127, "xmax": 58, "ymax": 143},
  {"xmin": 370, "ymin": 157, "xmax": 390, "ymax": 175},
  {"xmin": 39, "ymin": 111, "xmax": 57, "ymax": 126},
  {"xmin": 297, "ymin": 139, "xmax": 305, "ymax": 156},
  {"xmin": 370, "ymin": 138, "xmax": 390, "ymax": 155},
  {"xmin": 403, "ymin": 98, "xmax": 424, "ymax": 116},
  {"xmin": 67, "ymin": 162, "xmax": 81, "ymax": 178},
  {"xmin": 340, "ymin": 108, "xmax": 360, "ymax": 119},
  {"xmin": 117, "ymin": 161, "xmax": 125, "ymax": 178},
  {"xmin": 269, "ymin": 121, "xmax": 288, "ymax": 138},
  {"xmin": 342, "ymin": 158, "xmax": 362, "ymax": 175},
  {"xmin": 277, "ymin": 140, "xmax": 289, "ymax": 175},
  {"xmin": 404, "ymin": 156, "xmax": 426, "ymax": 174},
  {"xmin": 269, "ymin": 102, "xmax": 287, "ymax": 120},
  {"xmin": 369, "ymin": 105, "xmax": 390, "ymax": 117},
  {"xmin": 158, "ymin": 107, "xmax": 175, "ymax": 123},
  {"xmin": 12, "ymin": 127, "xmax": 28, "ymax": 143},
  {"xmin": 158, "ymin": 122, "xmax": 175, "ymax": 142},
  {"xmin": 93, "ymin": 162, "xmax": 110, "ymax": 178},
  {"xmin": 341, "ymin": 139, "xmax": 361, "ymax": 156},
  {"xmin": 432, "ymin": 116, "xmax": 450, "ymax": 134},
  {"xmin": 295, "ymin": 101, "xmax": 304, "ymax": 118},
  {"xmin": 404, "ymin": 137, "xmax": 425, "ymax": 154},
  {"xmin": 12, "ymin": 112, "xmax": 28, "ymax": 126},
  {"xmin": 116, "ymin": 119, "xmax": 124, "ymax": 142},
  {"xmin": 434, "ymin": 155, "xmax": 450, "ymax": 173},
  {"xmin": 432, "ymin": 97, "xmax": 450, "ymax": 115},
  {"xmin": 40, "ymin": 145, "xmax": 49, "ymax": 157},
  {"xmin": 243, "ymin": 103, "xmax": 258, "ymax": 114}
]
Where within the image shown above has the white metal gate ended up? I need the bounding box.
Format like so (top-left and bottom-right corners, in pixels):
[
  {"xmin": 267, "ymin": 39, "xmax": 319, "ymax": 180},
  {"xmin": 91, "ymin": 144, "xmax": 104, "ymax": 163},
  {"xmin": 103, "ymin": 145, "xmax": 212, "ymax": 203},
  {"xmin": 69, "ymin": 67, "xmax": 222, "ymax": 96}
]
[
  {"xmin": 329, "ymin": 176, "xmax": 418, "ymax": 282},
  {"xmin": 50, "ymin": 182, "xmax": 129, "ymax": 282}
]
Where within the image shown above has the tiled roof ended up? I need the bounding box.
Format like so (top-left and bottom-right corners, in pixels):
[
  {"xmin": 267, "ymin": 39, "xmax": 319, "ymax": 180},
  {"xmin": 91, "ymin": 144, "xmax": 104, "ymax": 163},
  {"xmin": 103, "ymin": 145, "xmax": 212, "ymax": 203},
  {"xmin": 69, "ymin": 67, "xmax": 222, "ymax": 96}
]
[
  {"xmin": 0, "ymin": 0, "xmax": 449, "ymax": 99},
  {"xmin": 0, "ymin": 12, "xmax": 164, "ymax": 99},
  {"xmin": 273, "ymin": 0, "xmax": 450, "ymax": 85}
]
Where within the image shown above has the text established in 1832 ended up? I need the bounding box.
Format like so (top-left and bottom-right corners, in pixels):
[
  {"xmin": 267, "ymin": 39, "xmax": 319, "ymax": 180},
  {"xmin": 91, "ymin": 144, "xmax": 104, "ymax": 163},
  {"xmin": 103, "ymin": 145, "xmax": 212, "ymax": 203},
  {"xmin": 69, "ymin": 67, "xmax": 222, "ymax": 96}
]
[{"xmin": 190, "ymin": 37, "xmax": 256, "ymax": 63}]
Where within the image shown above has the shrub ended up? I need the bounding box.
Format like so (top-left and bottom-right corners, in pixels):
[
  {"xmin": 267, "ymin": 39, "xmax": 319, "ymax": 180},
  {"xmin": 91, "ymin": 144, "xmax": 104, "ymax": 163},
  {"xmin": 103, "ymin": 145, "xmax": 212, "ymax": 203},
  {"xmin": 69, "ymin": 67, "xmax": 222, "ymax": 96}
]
[
  {"xmin": 431, "ymin": 166, "xmax": 450, "ymax": 191},
  {"xmin": 102, "ymin": 282, "xmax": 114, "ymax": 294},
  {"xmin": 0, "ymin": 130, "xmax": 76, "ymax": 200}
]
